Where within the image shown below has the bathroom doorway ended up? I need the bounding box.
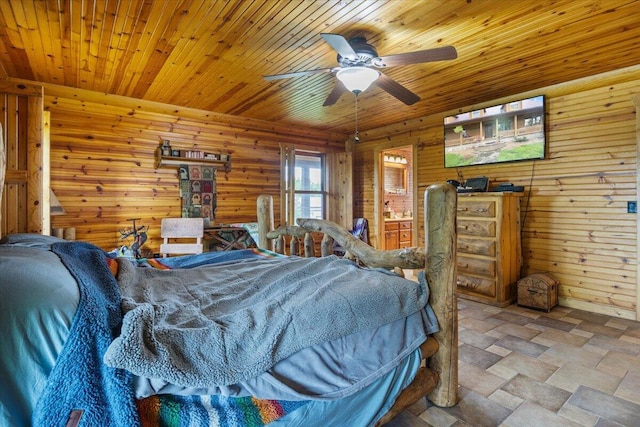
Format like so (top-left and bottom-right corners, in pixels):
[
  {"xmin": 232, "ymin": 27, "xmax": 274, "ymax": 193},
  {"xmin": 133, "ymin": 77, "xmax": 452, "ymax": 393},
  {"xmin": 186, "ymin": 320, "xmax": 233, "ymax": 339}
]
[{"xmin": 379, "ymin": 146, "xmax": 414, "ymax": 250}]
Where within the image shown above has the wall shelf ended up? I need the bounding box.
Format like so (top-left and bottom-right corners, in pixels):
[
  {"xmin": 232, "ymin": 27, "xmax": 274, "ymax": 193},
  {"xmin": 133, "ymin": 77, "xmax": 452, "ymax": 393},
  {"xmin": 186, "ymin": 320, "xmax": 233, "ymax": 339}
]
[{"xmin": 154, "ymin": 148, "xmax": 231, "ymax": 172}]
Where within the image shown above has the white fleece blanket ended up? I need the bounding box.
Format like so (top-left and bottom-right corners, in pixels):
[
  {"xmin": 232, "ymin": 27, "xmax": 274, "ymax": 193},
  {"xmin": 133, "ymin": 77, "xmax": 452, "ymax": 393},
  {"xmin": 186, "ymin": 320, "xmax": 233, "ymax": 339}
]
[{"xmin": 104, "ymin": 255, "xmax": 429, "ymax": 387}]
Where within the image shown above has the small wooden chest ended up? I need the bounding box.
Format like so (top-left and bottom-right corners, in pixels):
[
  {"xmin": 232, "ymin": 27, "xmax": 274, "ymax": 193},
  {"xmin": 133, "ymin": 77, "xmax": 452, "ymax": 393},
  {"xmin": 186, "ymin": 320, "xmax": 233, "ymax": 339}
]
[{"xmin": 517, "ymin": 272, "xmax": 559, "ymax": 312}]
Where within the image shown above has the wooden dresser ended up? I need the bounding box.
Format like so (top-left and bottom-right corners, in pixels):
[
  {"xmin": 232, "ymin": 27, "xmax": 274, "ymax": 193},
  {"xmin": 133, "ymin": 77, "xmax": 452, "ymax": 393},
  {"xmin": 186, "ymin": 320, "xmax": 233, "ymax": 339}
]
[
  {"xmin": 456, "ymin": 192, "xmax": 523, "ymax": 307},
  {"xmin": 384, "ymin": 219, "xmax": 413, "ymax": 250}
]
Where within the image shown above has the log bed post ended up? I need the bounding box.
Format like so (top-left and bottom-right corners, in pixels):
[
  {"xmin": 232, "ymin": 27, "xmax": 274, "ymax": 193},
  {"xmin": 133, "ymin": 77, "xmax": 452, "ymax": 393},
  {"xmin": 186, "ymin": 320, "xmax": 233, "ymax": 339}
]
[
  {"xmin": 425, "ymin": 183, "xmax": 458, "ymax": 407},
  {"xmin": 256, "ymin": 194, "xmax": 274, "ymax": 251}
]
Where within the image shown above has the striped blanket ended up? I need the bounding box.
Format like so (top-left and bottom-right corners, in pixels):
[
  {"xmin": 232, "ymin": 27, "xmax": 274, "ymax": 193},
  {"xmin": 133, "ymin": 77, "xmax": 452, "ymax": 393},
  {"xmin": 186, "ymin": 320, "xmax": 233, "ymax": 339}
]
[{"xmin": 137, "ymin": 395, "xmax": 306, "ymax": 426}]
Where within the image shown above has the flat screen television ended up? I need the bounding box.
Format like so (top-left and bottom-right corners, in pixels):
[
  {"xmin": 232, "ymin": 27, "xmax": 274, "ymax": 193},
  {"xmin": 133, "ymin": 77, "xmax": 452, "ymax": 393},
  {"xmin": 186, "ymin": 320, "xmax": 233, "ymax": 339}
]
[{"xmin": 444, "ymin": 95, "xmax": 545, "ymax": 168}]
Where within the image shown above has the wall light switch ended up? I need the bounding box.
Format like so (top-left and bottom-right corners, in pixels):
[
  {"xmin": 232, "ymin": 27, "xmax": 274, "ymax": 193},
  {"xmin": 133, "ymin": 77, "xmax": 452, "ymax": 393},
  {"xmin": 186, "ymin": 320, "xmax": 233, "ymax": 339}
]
[{"xmin": 628, "ymin": 201, "xmax": 637, "ymax": 214}]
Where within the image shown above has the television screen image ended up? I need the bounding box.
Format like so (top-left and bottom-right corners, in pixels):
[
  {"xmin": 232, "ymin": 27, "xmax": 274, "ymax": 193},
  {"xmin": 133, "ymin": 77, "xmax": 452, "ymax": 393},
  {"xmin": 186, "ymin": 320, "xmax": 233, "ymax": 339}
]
[{"xmin": 444, "ymin": 95, "xmax": 545, "ymax": 168}]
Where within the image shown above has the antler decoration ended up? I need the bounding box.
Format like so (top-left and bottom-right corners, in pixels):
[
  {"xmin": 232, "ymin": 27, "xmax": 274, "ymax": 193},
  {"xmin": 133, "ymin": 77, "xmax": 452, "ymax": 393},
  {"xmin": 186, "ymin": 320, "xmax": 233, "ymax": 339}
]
[{"xmin": 119, "ymin": 218, "xmax": 149, "ymax": 259}]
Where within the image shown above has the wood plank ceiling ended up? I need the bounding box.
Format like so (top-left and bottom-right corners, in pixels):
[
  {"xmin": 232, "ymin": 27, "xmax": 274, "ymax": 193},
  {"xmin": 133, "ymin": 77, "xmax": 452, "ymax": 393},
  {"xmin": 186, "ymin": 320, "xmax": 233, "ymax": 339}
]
[{"xmin": 1, "ymin": 0, "xmax": 639, "ymax": 136}]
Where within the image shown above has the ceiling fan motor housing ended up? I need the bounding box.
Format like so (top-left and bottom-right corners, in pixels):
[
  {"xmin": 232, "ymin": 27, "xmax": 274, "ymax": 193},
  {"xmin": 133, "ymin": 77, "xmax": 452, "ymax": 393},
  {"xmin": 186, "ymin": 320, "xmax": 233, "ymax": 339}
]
[
  {"xmin": 264, "ymin": 33, "xmax": 456, "ymax": 106},
  {"xmin": 337, "ymin": 37, "xmax": 379, "ymax": 67}
]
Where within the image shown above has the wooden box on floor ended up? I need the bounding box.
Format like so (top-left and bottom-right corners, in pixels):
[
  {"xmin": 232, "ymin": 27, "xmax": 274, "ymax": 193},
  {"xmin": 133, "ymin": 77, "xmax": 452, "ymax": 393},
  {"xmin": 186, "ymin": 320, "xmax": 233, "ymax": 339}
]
[{"xmin": 517, "ymin": 272, "xmax": 559, "ymax": 312}]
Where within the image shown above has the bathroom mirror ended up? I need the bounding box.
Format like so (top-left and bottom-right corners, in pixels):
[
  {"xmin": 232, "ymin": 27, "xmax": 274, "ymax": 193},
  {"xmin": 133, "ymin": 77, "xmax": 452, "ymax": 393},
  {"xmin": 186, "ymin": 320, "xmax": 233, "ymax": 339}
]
[{"xmin": 384, "ymin": 164, "xmax": 407, "ymax": 194}]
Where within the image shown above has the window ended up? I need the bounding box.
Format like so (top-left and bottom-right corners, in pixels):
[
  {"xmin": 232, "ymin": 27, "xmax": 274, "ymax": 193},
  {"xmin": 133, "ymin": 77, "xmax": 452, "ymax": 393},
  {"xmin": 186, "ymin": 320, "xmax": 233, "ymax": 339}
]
[
  {"xmin": 497, "ymin": 117, "xmax": 513, "ymax": 131},
  {"xmin": 284, "ymin": 152, "xmax": 326, "ymax": 224},
  {"xmin": 524, "ymin": 115, "xmax": 542, "ymax": 126}
]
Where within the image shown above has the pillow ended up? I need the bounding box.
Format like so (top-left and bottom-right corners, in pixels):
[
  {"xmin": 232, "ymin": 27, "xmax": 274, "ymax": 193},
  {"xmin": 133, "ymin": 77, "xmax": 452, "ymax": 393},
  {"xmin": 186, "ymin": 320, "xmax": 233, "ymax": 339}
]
[{"xmin": 0, "ymin": 233, "xmax": 67, "ymax": 250}]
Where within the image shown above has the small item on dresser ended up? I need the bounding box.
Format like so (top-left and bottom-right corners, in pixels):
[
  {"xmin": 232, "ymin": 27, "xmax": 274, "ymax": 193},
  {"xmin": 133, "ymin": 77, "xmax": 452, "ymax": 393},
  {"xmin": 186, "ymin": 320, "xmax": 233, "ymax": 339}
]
[
  {"xmin": 490, "ymin": 182, "xmax": 525, "ymax": 192},
  {"xmin": 517, "ymin": 272, "xmax": 559, "ymax": 312},
  {"xmin": 456, "ymin": 176, "xmax": 489, "ymax": 193},
  {"xmin": 383, "ymin": 201, "xmax": 392, "ymax": 218}
]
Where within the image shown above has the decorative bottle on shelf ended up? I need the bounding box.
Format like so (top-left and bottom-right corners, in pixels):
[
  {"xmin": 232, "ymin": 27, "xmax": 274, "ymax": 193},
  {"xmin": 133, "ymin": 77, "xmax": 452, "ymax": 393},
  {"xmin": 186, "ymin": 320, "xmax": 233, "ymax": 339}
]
[
  {"xmin": 161, "ymin": 140, "xmax": 172, "ymax": 156},
  {"xmin": 383, "ymin": 201, "xmax": 392, "ymax": 218}
]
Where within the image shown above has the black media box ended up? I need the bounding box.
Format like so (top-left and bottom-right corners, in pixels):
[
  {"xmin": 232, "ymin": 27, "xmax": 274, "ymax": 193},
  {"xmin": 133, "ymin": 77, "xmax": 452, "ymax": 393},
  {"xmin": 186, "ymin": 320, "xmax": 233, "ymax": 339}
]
[{"xmin": 490, "ymin": 184, "xmax": 524, "ymax": 192}]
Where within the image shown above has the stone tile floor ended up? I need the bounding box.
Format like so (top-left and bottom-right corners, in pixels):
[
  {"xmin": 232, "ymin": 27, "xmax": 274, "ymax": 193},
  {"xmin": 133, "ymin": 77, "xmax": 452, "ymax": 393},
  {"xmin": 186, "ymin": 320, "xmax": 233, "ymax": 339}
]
[{"xmin": 386, "ymin": 299, "xmax": 640, "ymax": 427}]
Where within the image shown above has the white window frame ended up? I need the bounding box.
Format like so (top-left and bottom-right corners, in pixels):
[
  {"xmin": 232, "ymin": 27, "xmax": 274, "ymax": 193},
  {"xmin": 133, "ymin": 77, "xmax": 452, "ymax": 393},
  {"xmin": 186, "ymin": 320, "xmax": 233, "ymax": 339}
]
[{"xmin": 281, "ymin": 146, "xmax": 327, "ymax": 225}]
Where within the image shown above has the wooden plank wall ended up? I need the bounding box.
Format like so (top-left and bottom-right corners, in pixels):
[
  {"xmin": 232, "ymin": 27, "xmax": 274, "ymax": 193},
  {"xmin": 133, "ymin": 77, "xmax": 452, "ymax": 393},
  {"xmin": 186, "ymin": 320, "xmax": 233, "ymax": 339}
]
[
  {"xmin": 353, "ymin": 66, "xmax": 640, "ymax": 320},
  {"xmin": 41, "ymin": 84, "xmax": 344, "ymax": 254}
]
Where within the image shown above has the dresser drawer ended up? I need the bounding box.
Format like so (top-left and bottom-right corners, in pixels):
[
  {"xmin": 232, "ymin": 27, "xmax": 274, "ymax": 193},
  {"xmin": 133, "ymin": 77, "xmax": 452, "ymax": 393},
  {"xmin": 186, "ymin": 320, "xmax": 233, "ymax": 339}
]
[
  {"xmin": 399, "ymin": 221, "xmax": 412, "ymax": 230},
  {"xmin": 457, "ymin": 255, "xmax": 496, "ymax": 278},
  {"xmin": 457, "ymin": 220, "xmax": 496, "ymax": 238},
  {"xmin": 399, "ymin": 230, "xmax": 412, "ymax": 248},
  {"xmin": 457, "ymin": 274, "xmax": 496, "ymax": 297},
  {"xmin": 457, "ymin": 238, "xmax": 496, "ymax": 256},
  {"xmin": 457, "ymin": 200, "xmax": 496, "ymax": 218},
  {"xmin": 385, "ymin": 221, "xmax": 399, "ymax": 231}
]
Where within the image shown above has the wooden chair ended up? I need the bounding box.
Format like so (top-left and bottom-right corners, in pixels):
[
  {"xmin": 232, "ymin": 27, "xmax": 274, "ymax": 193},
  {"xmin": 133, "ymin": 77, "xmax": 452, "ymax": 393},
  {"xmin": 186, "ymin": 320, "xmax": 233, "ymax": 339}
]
[
  {"xmin": 160, "ymin": 218, "xmax": 204, "ymax": 257},
  {"xmin": 333, "ymin": 217, "xmax": 369, "ymax": 256}
]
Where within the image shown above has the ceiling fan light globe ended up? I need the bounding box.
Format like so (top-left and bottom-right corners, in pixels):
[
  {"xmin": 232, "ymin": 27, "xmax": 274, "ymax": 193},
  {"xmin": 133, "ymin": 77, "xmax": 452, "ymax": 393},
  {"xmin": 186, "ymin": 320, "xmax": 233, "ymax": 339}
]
[{"xmin": 336, "ymin": 67, "xmax": 380, "ymax": 93}]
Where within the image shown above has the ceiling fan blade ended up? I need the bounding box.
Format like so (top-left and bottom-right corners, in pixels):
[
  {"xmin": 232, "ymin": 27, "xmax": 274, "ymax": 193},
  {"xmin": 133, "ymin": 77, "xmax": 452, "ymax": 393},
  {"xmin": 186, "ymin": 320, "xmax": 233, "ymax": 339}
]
[
  {"xmin": 375, "ymin": 73, "xmax": 420, "ymax": 105},
  {"xmin": 320, "ymin": 33, "xmax": 358, "ymax": 60},
  {"xmin": 323, "ymin": 82, "xmax": 348, "ymax": 106},
  {"xmin": 263, "ymin": 67, "xmax": 332, "ymax": 81},
  {"xmin": 377, "ymin": 46, "xmax": 457, "ymax": 67}
]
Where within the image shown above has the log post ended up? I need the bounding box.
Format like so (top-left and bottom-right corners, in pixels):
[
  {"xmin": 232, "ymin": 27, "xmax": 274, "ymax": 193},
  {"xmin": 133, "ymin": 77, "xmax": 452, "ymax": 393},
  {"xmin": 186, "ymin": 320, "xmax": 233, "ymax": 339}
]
[
  {"xmin": 275, "ymin": 235, "xmax": 285, "ymax": 254},
  {"xmin": 256, "ymin": 194, "xmax": 274, "ymax": 250},
  {"xmin": 303, "ymin": 232, "xmax": 315, "ymax": 257},
  {"xmin": 425, "ymin": 183, "xmax": 458, "ymax": 407},
  {"xmin": 320, "ymin": 234, "xmax": 333, "ymax": 257},
  {"xmin": 290, "ymin": 235, "xmax": 300, "ymax": 256}
]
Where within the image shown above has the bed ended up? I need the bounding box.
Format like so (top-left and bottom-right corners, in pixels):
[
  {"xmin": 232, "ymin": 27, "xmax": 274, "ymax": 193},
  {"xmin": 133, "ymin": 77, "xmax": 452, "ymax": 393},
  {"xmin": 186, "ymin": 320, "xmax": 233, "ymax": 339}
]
[{"xmin": 0, "ymin": 135, "xmax": 458, "ymax": 426}]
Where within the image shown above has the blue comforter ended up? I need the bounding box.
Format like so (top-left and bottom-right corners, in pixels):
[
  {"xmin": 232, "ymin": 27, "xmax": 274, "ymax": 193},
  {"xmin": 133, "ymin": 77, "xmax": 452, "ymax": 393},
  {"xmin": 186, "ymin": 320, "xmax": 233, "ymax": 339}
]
[{"xmin": 106, "ymin": 251, "xmax": 432, "ymax": 387}]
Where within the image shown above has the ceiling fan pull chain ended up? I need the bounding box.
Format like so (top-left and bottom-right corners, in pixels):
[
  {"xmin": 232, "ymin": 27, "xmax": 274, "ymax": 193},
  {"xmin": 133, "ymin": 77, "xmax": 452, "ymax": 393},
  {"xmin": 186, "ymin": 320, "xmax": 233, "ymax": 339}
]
[{"xmin": 354, "ymin": 94, "xmax": 360, "ymax": 142}]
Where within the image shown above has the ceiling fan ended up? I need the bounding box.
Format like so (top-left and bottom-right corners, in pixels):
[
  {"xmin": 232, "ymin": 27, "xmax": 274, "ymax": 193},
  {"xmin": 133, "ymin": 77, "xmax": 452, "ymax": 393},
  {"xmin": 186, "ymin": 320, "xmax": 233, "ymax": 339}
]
[{"xmin": 263, "ymin": 33, "xmax": 457, "ymax": 106}]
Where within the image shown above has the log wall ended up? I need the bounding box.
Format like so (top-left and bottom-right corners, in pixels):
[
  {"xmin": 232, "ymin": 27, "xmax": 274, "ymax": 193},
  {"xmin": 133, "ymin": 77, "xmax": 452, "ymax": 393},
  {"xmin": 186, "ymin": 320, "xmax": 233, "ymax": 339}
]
[
  {"xmin": 354, "ymin": 66, "xmax": 640, "ymax": 320},
  {"xmin": 41, "ymin": 84, "xmax": 345, "ymax": 254}
]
